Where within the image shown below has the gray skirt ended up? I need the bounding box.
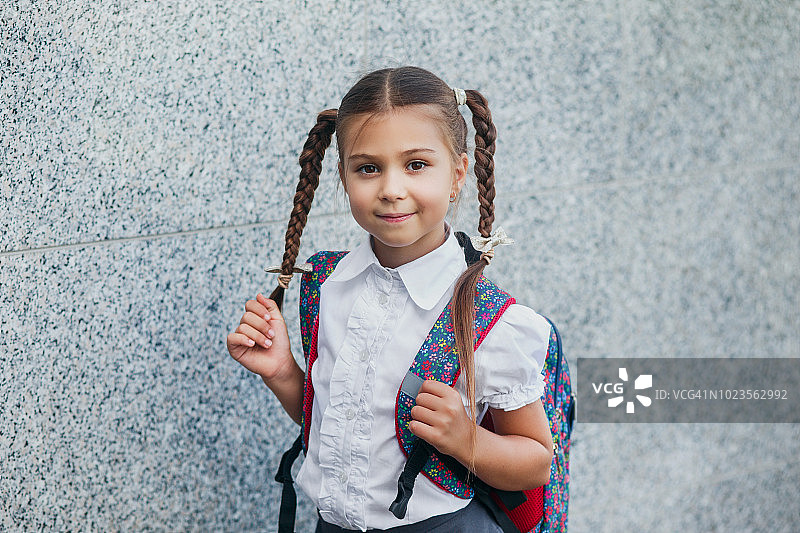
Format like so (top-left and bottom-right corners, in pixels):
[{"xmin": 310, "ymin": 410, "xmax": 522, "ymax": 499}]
[{"xmin": 314, "ymin": 499, "xmax": 503, "ymax": 533}]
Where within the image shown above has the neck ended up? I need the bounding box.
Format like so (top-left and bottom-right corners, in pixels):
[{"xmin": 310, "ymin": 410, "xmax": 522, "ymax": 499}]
[{"xmin": 371, "ymin": 223, "xmax": 449, "ymax": 268}]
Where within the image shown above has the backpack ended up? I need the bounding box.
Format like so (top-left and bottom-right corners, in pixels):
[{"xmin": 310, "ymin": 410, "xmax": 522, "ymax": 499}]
[{"xmin": 274, "ymin": 232, "xmax": 575, "ymax": 533}]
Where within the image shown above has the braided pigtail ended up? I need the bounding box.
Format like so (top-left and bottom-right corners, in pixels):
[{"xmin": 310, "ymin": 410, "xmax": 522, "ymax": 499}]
[
  {"xmin": 450, "ymin": 89, "xmax": 497, "ymax": 474},
  {"xmin": 269, "ymin": 108, "xmax": 338, "ymax": 311},
  {"xmin": 465, "ymin": 90, "xmax": 497, "ymax": 238}
]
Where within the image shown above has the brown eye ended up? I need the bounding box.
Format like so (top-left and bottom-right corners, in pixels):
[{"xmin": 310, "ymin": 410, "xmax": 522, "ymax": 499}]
[
  {"xmin": 408, "ymin": 161, "xmax": 426, "ymax": 171},
  {"xmin": 358, "ymin": 164, "xmax": 379, "ymax": 174}
]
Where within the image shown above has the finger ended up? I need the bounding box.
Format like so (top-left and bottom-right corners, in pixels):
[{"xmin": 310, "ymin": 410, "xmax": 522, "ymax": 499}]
[
  {"xmin": 227, "ymin": 332, "xmax": 256, "ymax": 348},
  {"xmin": 241, "ymin": 311, "xmax": 271, "ymax": 337},
  {"xmin": 243, "ymin": 303, "xmax": 276, "ymax": 339},
  {"xmin": 418, "ymin": 379, "xmax": 451, "ymax": 397},
  {"xmin": 414, "ymin": 392, "xmax": 445, "ymax": 410},
  {"xmin": 410, "ymin": 404, "xmax": 440, "ymax": 426},
  {"xmin": 257, "ymin": 294, "xmax": 285, "ymax": 323},
  {"xmin": 236, "ymin": 323, "xmax": 272, "ymax": 349},
  {"xmin": 245, "ymin": 298, "xmax": 268, "ymax": 320},
  {"xmin": 408, "ymin": 419, "xmax": 434, "ymax": 441}
]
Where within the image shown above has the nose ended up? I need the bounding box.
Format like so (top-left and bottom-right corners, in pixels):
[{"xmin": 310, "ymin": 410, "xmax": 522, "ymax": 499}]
[{"xmin": 378, "ymin": 168, "xmax": 407, "ymax": 201}]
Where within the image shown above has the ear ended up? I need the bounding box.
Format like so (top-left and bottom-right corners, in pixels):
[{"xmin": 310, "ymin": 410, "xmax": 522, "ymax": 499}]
[
  {"xmin": 452, "ymin": 152, "xmax": 468, "ymax": 194},
  {"xmin": 338, "ymin": 160, "xmax": 347, "ymax": 193}
]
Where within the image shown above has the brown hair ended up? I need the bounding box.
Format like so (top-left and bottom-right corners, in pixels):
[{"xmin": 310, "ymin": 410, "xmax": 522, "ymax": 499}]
[{"xmin": 270, "ymin": 66, "xmax": 497, "ymax": 468}]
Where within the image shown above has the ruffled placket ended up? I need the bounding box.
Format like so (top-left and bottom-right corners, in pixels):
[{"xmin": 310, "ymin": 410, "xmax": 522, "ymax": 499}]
[{"xmin": 316, "ymin": 263, "xmax": 406, "ymax": 530}]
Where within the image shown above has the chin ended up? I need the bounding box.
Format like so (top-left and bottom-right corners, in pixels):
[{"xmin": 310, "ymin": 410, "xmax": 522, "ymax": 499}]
[{"xmin": 374, "ymin": 237, "xmax": 414, "ymax": 249}]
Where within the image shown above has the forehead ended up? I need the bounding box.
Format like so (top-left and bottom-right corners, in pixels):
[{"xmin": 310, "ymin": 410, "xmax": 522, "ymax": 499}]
[{"xmin": 340, "ymin": 105, "xmax": 451, "ymax": 157}]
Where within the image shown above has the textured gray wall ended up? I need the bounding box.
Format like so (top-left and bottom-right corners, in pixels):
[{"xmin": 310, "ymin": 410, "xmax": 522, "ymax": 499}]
[{"xmin": 2, "ymin": 1, "xmax": 799, "ymax": 531}]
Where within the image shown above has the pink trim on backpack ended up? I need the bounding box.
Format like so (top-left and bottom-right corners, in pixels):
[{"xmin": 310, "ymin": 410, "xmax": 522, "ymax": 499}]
[{"xmin": 302, "ymin": 315, "xmax": 321, "ymax": 451}]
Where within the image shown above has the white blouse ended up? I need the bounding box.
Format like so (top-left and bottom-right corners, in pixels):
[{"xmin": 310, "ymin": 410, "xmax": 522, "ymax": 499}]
[{"xmin": 295, "ymin": 222, "xmax": 550, "ymax": 531}]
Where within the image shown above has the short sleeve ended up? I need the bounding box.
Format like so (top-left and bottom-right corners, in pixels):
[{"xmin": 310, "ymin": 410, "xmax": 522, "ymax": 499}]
[{"xmin": 472, "ymin": 303, "xmax": 551, "ymax": 411}]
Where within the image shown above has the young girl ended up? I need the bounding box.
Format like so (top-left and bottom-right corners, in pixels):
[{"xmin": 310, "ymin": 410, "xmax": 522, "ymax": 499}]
[{"xmin": 227, "ymin": 66, "xmax": 554, "ymax": 532}]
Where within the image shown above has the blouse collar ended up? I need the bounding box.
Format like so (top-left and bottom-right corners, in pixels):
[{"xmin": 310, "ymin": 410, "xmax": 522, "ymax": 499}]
[{"xmin": 326, "ymin": 221, "xmax": 467, "ymax": 310}]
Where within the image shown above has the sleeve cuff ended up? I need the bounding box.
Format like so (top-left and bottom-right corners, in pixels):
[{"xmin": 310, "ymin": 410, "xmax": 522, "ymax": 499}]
[{"xmin": 483, "ymin": 372, "xmax": 546, "ymax": 411}]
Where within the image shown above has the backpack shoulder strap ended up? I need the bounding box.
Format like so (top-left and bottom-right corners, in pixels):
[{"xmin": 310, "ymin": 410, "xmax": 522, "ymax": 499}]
[
  {"xmin": 275, "ymin": 250, "xmax": 348, "ymax": 533},
  {"xmin": 391, "ymin": 274, "xmax": 515, "ymax": 512},
  {"xmin": 299, "ymin": 251, "xmax": 350, "ymax": 362},
  {"xmin": 299, "ymin": 250, "xmax": 350, "ymax": 449}
]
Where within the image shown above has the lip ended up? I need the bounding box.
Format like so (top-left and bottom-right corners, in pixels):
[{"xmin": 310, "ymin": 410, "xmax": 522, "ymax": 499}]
[{"xmin": 377, "ymin": 213, "xmax": 414, "ymax": 223}]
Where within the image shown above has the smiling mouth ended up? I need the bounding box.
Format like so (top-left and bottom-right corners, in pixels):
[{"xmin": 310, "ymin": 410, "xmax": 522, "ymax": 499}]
[{"xmin": 377, "ymin": 213, "xmax": 414, "ymax": 222}]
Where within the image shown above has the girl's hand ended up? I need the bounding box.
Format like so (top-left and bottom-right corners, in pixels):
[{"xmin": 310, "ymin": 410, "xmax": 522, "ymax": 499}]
[
  {"xmin": 409, "ymin": 380, "xmax": 474, "ymax": 462},
  {"xmin": 226, "ymin": 294, "xmax": 295, "ymax": 383}
]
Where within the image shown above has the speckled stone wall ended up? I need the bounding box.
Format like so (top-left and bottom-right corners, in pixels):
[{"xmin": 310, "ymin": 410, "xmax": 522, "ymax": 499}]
[{"xmin": 2, "ymin": 1, "xmax": 798, "ymax": 531}]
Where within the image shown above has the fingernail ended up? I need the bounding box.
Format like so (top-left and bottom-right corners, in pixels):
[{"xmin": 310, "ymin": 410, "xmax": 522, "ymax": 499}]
[
  {"xmin": 247, "ymin": 338, "xmax": 255, "ymax": 347},
  {"xmin": 268, "ymin": 329, "xmax": 275, "ymax": 337},
  {"xmin": 264, "ymin": 339, "xmax": 272, "ymax": 348}
]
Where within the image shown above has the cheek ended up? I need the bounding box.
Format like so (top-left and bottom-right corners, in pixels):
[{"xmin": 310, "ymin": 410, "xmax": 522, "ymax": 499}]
[
  {"xmin": 423, "ymin": 184, "xmax": 453, "ymax": 210},
  {"xmin": 346, "ymin": 186, "xmax": 372, "ymax": 212}
]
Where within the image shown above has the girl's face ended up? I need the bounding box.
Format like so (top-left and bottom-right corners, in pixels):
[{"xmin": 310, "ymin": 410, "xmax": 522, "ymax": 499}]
[{"xmin": 338, "ymin": 106, "xmax": 468, "ymax": 268}]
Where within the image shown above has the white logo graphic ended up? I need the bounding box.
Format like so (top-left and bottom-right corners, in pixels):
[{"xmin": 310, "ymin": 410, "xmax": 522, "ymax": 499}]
[{"xmin": 607, "ymin": 368, "xmax": 652, "ymax": 414}]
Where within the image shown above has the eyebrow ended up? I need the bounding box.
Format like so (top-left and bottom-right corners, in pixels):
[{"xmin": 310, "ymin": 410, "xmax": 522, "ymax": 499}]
[{"xmin": 347, "ymin": 148, "xmax": 437, "ymax": 160}]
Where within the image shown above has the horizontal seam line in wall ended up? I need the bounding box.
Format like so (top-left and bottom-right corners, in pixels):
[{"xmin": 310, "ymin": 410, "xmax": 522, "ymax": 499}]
[
  {"xmin": 0, "ymin": 210, "xmax": 351, "ymax": 258},
  {"xmin": 1, "ymin": 158, "xmax": 794, "ymax": 258}
]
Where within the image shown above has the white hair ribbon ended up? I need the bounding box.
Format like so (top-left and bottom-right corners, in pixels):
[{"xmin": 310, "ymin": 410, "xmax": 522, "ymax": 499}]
[
  {"xmin": 452, "ymin": 87, "xmax": 467, "ymax": 106},
  {"xmin": 264, "ymin": 263, "xmax": 313, "ymax": 274},
  {"xmin": 469, "ymin": 226, "xmax": 515, "ymax": 252},
  {"xmin": 264, "ymin": 263, "xmax": 314, "ymax": 288}
]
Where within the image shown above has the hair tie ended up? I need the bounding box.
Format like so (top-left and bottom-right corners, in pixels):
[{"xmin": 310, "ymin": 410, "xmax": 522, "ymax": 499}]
[
  {"xmin": 452, "ymin": 87, "xmax": 467, "ymax": 106},
  {"xmin": 479, "ymin": 249, "xmax": 495, "ymax": 265},
  {"xmin": 264, "ymin": 262, "xmax": 313, "ymax": 289},
  {"xmin": 469, "ymin": 227, "xmax": 514, "ymax": 266}
]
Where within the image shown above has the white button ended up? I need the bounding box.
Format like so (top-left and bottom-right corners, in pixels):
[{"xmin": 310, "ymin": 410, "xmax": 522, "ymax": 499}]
[
  {"xmin": 360, "ymin": 349, "xmax": 369, "ymax": 362},
  {"xmin": 378, "ymin": 293, "xmax": 389, "ymax": 305},
  {"xmin": 338, "ymin": 472, "xmax": 347, "ymax": 483},
  {"xmin": 346, "ymin": 408, "xmax": 356, "ymax": 420}
]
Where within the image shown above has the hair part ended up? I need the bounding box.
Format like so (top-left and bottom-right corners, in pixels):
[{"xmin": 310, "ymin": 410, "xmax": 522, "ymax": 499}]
[{"xmin": 335, "ymin": 67, "xmax": 468, "ymax": 165}]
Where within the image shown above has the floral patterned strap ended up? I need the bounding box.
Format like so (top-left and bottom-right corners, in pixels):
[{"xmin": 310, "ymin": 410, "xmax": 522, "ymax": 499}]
[
  {"xmin": 395, "ymin": 275, "xmax": 515, "ymax": 498},
  {"xmin": 299, "ymin": 251, "xmax": 350, "ymax": 450}
]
